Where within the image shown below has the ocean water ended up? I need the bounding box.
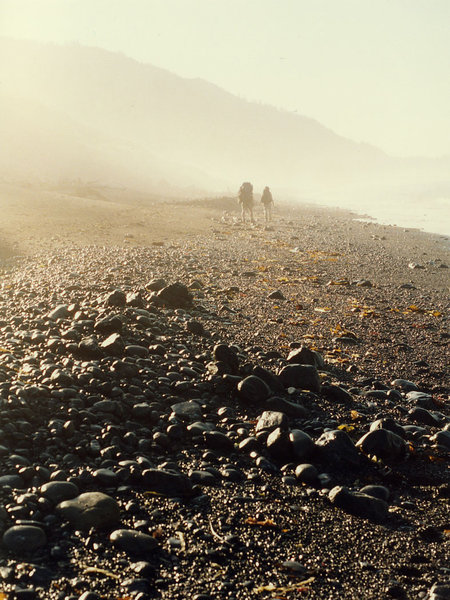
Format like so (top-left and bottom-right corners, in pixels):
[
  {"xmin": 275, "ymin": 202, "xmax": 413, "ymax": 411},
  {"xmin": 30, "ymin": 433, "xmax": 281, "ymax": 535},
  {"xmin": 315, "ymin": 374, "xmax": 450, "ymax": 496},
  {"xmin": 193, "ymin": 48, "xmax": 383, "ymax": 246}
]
[
  {"xmin": 311, "ymin": 188, "xmax": 450, "ymax": 238},
  {"xmin": 354, "ymin": 196, "xmax": 450, "ymax": 237}
]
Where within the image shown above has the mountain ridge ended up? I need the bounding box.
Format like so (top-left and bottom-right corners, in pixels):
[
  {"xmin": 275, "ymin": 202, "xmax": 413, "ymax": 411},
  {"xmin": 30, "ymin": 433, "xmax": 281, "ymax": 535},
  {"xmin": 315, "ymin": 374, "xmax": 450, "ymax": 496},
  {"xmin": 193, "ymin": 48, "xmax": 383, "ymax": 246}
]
[{"xmin": 0, "ymin": 37, "xmax": 448, "ymax": 196}]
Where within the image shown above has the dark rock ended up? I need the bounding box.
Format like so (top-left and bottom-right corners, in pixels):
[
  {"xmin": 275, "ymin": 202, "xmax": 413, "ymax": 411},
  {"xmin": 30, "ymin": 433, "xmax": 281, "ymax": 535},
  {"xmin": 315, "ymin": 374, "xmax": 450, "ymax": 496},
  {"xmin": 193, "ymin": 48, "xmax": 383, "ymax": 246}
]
[
  {"xmin": 110, "ymin": 529, "xmax": 158, "ymax": 556},
  {"xmin": 56, "ymin": 492, "xmax": 120, "ymax": 530},
  {"xmin": 265, "ymin": 396, "xmax": 308, "ymax": 418},
  {"xmin": 321, "ymin": 384, "xmax": 353, "ymax": 403},
  {"xmin": 266, "ymin": 427, "xmax": 292, "ymax": 461},
  {"xmin": 40, "ymin": 481, "xmax": 79, "ymax": 504},
  {"xmin": 203, "ymin": 431, "xmax": 234, "ymax": 453},
  {"xmin": 186, "ymin": 320, "xmax": 205, "ymax": 335},
  {"xmin": 255, "ymin": 411, "xmax": 288, "ymax": 433},
  {"xmin": 146, "ymin": 278, "xmax": 166, "ymax": 291},
  {"xmin": 106, "ymin": 289, "xmax": 126, "ymax": 307},
  {"xmin": 316, "ymin": 430, "xmax": 361, "ymax": 468},
  {"xmin": 278, "ymin": 364, "xmax": 321, "ymax": 393},
  {"xmin": 356, "ymin": 429, "xmax": 408, "ymax": 462},
  {"xmin": 369, "ymin": 418, "xmax": 406, "ymax": 439},
  {"xmin": 171, "ymin": 400, "xmax": 202, "ymax": 421},
  {"xmin": 100, "ymin": 333, "xmax": 125, "ymax": 356},
  {"xmin": 329, "ymin": 486, "xmax": 389, "ymax": 522},
  {"xmin": 213, "ymin": 344, "xmax": 239, "ymax": 374},
  {"xmin": 156, "ymin": 282, "xmax": 193, "ymax": 308},
  {"xmin": 77, "ymin": 336, "xmax": 103, "ymax": 360},
  {"xmin": 268, "ymin": 290, "xmax": 285, "ymax": 300},
  {"xmin": 430, "ymin": 430, "xmax": 450, "ymax": 450},
  {"xmin": 252, "ymin": 366, "xmax": 285, "ymax": 394},
  {"xmin": 295, "ymin": 463, "xmax": 319, "ymax": 484},
  {"xmin": 286, "ymin": 346, "xmax": 324, "ymax": 369},
  {"xmin": 237, "ymin": 376, "xmax": 271, "ymax": 403},
  {"xmin": 360, "ymin": 485, "xmax": 390, "ymax": 502},
  {"xmin": 94, "ymin": 314, "xmax": 123, "ymax": 334},
  {"xmin": 426, "ymin": 583, "xmax": 450, "ymax": 599},
  {"xmin": 391, "ymin": 378, "xmax": 419, "ymax": 392},
  {"xmin": 142, "ymin": 469, "xmax": 193, "ymax": 497},
  {"xmin": 2, "ymin": 525, "xmax": 46, "ymax": 553},
  {"xmin": 290, "ymin": 429, "xmax": 315, "ymax": 461},
  {"xmin": 408, "ymin": 407, "xmax": 441, "ymax": 426}
]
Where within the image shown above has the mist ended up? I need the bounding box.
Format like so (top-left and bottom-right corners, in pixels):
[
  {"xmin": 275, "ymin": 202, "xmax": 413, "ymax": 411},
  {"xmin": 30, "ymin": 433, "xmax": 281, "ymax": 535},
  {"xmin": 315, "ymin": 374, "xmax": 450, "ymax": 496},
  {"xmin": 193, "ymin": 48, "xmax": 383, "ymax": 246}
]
[{"xmin": 1, "ymin": 38, "xmax": 449, "ymax": 234}]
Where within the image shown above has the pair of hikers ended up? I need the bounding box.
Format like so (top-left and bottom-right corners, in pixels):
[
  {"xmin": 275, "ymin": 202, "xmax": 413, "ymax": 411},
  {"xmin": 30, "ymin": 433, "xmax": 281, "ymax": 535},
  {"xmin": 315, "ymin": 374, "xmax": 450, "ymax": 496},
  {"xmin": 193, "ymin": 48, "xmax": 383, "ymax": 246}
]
[{"xmin": 238, "ymin": 182, "xmax": 274, "ymax": 224}]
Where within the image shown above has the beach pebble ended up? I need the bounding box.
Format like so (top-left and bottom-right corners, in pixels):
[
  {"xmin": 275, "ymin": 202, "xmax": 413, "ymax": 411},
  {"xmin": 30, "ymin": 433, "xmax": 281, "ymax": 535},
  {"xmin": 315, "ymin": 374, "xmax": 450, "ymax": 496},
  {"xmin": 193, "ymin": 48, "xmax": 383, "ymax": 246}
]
[
  {"xmin": 295, "ymin": 463, "xmax": 318, "ymax": 484},
  {"xmin": 56, "ymin": 492, "xmax": 120, "ymax": 530},
  {"xmin": 142, "ymin": 469, "xmax": 193, "ymax": 497},
  {"xmin": 286, "ymin": 346, "xmax": 324, "ymax": 368},
  {"xmin": 256, "ymin": 411, "xmax": 288, "ymax": 433},
  {"xmin": 110, "ymin": 529, "xmax": 158, "ymax": 556},
  {"xmin": 316, "ymin": 429, "xmax": 360, "ymax": 467},
  {"xmin": 329, "ymin": 486, "xmax": 389, "ymax": 522},
  {"xmin": 356, "ymin": 429, "xmax": 408, "ymax": 462},
  {"xmin": 237, "ymin": 375, "xmax": 271, "ymax": 403},
  {"xmin": 2, "ymin": 525, "xmax": 46, "ymax": 554},
  {"xmin": 171, "ymin": 400, "xmax": 202, "ymax": 421},
  {"xmin": 278, "ymin": 364, "xmax": 321, "ymax": 393},
  {"xmin": 40, "ymin": 481, "xmax": 79, "ymax": 503},
  {"xmin": 290, "ymin": 429, "xmax": 315, "ymax": 461}
]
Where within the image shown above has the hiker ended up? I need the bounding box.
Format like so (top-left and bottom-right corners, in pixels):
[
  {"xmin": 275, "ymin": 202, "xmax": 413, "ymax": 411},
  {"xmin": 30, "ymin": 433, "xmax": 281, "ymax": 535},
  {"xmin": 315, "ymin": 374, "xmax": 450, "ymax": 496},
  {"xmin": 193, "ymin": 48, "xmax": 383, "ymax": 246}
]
[
  {"xmin": 261, "ymin": 186, "xmax": 274, "ymax": 223},
  {"xmin": 238, "ymin": 182, "xmax": 255, "ymax": 224}
]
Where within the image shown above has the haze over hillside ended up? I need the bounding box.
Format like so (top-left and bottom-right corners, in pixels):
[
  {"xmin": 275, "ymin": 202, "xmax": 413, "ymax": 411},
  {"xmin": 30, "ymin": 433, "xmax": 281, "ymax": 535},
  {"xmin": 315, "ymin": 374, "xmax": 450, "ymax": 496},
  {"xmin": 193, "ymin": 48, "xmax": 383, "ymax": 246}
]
[{"xmin": 1, "ymin": 38, "xmax": 449, "ymax": 207}]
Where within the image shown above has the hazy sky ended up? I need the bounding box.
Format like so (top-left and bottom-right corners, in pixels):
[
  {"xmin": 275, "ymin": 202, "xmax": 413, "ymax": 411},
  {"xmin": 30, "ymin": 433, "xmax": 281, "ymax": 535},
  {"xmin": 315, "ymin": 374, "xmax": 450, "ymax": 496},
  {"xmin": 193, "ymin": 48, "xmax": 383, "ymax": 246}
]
[{"xmin": 1, "ymin": 0, "xmax": 449, "ymax": 157}]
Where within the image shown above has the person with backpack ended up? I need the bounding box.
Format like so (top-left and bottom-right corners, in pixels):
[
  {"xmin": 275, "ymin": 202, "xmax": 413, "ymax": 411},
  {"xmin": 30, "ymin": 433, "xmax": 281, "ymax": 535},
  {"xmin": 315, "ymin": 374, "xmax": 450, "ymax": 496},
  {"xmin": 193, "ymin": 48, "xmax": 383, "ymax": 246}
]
[
  {"xmin": 238, "ymin": 181, "xmax": 255, "ymax": 224},
  {"xmin": 261, "ymin": 186, "xmax": 274, "ymax": 223}
]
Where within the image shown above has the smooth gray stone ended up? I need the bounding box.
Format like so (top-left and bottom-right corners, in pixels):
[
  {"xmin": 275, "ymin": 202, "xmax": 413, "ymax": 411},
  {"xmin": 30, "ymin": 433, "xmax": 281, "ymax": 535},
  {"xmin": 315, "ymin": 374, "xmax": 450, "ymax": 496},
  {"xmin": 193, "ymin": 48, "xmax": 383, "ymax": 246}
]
[
  {"xmin": 295, "ymin": 463, "xmax": 318, "ymax": 484},
  {"xmin": 360, "ymin": 485, "xmax": 390, "ymax": 502},
  {"xmin": 142, "ymin": 468, "xmax": 193, "ymax": 497},
  {"xmin": 237, "ymin": 376, "xmax": 271, "ymax": 403},
  {"xmin": 110, "ymin": 529, "xmax": 158, "ymax": 556},
  {"xmin": 40, "ymin": 481, "xmax": 79, "ymax": 503},
  {"xmin": 203, "ymin": 430, "xmax": 234, "ymax": 452},
  {"xmin": 430, "ymin": 430, "xmax": 450, "ymax": 450},
  {"xmin": 287, "ymin": 346, "xmax": 324, "ymax": 368},
  {"xmin": 57, "ymin": 492, "xmax": 120, "ymax": 530},
  {"xmin": 256, "ymin": 411, "xmax": 288, "ymax": 433},
  {"xmin": 391, "ymin": 378, "xmax": 419, "ymax": 392},
  {"xmin": 0, "ymin": 475, "xmax": 25, "ymax": 489},
  {"xmin": 278, "ymin": 364, "xmax": 321, "ymax": 393},
  {"xmin": 316, "ymin": 429, "xmax": 360, "ymax": 467},
  {"xmin": 408, "ymin": 407, "xmax": 441, "ymax": 426},
  {"xmin": 266, "ymin": 427, "xmax": 292, "ymax": 461},
  {"xmin": 329, "ymin": 486, "xmax": 389, "ymax": 522},
  {"xmin": 47, "ymin": 305, "xmax": 69, "ymax": 320},
  {"xmin": 290, "ymin": 429, "xmax": 315, "ymax": 461},
  {"xmin": 427, "ymin": 583, "xmax": 450, "ymax": 600},
  {"xmin": 171, "ymin": 400, "xmax": 202, "ymax": 421},
  {"xmin": 356, "ymin": 429, "xmax": 408, "ymax": 462},
  {"xmin": 369, "ymin": 418, "xmax": 406, "ymax": 438},
  {"xmin": 2, "ymin": 525, "xmax": 47, "ymax": 553},
  {"xmin": 265, "ymin": 396, "xmax": 308, "ymax": 418}
]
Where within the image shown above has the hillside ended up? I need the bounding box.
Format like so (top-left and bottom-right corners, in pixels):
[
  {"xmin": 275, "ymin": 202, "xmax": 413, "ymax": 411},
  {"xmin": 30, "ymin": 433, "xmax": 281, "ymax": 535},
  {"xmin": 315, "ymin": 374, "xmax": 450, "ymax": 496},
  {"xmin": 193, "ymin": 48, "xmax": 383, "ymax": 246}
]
[{"xmin": 0, "ymin": 38, "xmax": 448, "ymax": 196}]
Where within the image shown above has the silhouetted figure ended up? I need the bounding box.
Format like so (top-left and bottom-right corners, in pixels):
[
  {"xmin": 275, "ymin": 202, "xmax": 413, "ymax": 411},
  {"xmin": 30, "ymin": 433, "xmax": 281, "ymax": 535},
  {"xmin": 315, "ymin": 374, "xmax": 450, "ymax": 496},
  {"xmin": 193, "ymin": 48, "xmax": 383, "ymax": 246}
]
[
  {"xmin": 261, "ymin": 186, "xmax": 274, "ymax": 223},
  {"xmin": 238, "ymin": 182, "xmax": 255, "ymax": 224}
]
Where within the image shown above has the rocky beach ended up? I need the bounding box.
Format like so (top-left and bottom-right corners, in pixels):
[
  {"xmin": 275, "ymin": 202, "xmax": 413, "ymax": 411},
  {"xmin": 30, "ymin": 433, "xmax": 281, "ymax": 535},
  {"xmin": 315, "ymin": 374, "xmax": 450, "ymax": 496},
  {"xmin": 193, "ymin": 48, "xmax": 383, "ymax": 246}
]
[{"xmin": 0, "ymin": 183, "xmax": 449, "ymax": 600}]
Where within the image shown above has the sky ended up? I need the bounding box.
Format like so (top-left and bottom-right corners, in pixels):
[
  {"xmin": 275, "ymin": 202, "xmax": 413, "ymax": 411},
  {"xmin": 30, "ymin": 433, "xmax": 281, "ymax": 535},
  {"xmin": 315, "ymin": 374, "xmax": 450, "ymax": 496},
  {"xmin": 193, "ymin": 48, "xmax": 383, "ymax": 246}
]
[{"xmin": 1, "ymin": 0, "xmax": 449, "ymax": 157}]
